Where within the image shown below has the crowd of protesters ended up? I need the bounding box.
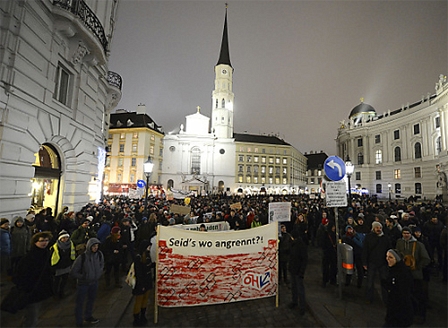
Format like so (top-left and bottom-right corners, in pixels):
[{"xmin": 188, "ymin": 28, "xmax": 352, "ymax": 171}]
[{"xmin": 1, "ymin": 192, "xmax": 447, "ymax": 326}]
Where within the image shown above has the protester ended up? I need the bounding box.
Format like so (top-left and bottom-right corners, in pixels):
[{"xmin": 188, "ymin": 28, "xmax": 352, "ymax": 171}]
[
  {"xmin": 279, "ymin": 224, "xmax": 292, "ymax": 285},
  {"xmin": 0, "ymin": 218, "xmax": 12, "ymax": 284},
  {"xmin": 362, "ymin": 221, "xmax": 391, "ymax": 304},
  {"xmin": 70, "ymin": 238, "xmax": 104, "ymax": 327},
  {"xmin": 288, "ymin": 229, "xmax": 308, "ymax": 315},
  {"xmin": 10, "ymin": 216, "xmax": 30, "ymax": 275},
  {"xmin": 102, "ymin": 226, "xmax": 124, "ymax": 288},
  {"xmin": 14, "ymin": 231, "xmax": 53, "ymax": 327},
  {"xmin": 131, "ymin": 240, "xmax": 153, "ymax": 326},
  {"xmin": 384, "ymin": 249, "xmax": 414, "ymax": 327},
  {"xmin": 342, "ymin": 225, "xmax": 364, "ymax": 288},
  {"xmin": 320, "ymin": 221, "xmax": 337, "ymax": 288},
  {"xmin": 50, "ymin": 230, "xmax": 75, "ymax": 299}
]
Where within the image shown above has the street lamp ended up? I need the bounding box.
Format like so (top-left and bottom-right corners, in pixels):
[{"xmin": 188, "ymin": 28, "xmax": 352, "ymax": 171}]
[
  {"xmin": 143, "ymin": 156, "xmax": 154, "ymax": 208},
  {"xmin": 388, "ymin": 183, "xmax": 392, "ymax": 201},
  {"xmin": 345, "ymin": 155, "xmax": 355, "ymax": 206}
]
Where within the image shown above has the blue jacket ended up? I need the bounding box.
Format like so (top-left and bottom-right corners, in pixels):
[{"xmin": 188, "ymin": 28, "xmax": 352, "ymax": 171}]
[{"xmin": 0, "ymin": 228, "xmax": 11, "ymax": 255}]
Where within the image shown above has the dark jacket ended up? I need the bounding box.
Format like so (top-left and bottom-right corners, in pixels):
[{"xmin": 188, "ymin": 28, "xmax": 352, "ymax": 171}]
[
  {"xmin": 102, "ymin": 235, "xmax": 123, "ymax": 264},
  {"xmin": 10, "ymin": 221, "xmax": 30, "ymax": 258},
  {"xmin": 13, "ymin": 245, "xmax": 53, "ymax": 304},
  {"xmin": 385, "ymin": 261, "xmax": 414, "ymax": 327},
  {"xmin": 132, "ymin": 242, "xmax": 153, "ymax": 296},
  {"xmin": 0, "ymin": 227, "xmax": 12, "ymax": 256},
  {"xmin": 70, "ymin": 238, "xmax": 104, "ymax": 284},
  {"xmin": 279, "ymin": 231, "xmax": 293, "ymax": 261},
  {"xmin": 362, "ymin": 232, "xmax": 391, "ymax": 267},
  {"xmin": 288, "ymin": 236, "xmax": 308, "ymax": 277}
]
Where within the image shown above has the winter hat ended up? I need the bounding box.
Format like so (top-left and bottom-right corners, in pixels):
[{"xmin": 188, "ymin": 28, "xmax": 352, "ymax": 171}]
[
  {"xmin": 387, "ymin": 249, "xmax": 402, "ymax": 262},
  {"xmin": 13, "ymin": 216, "xmax": 24, "ymax": 223},
  {"xmin": 358, "ymin": 213, "xmax": 365, "ymax": 218},
  {"xmin": 58, "ymin": 230, "xmax": 70, "ymax": 240},
  {"xmin": 111, "ymin": 226, "xmax": 121, "ymax": 234},
  {"xmin": 322, "ymin": 218, "xmax": 329, "ymax": 225},
  {"xmin": 82, "ymin": 218, "xmax": 90, "ymax": 224},
  {"xmin": 345, "ymin": 225, "xmax": 353, "ymax": 232},
  {"xmin": 25, "ymin": 213, "xmax": 35, "ymax": 221},
  {"xmin": 86, "ymin": 216, "xmax": 94, "ymax": 221},
  {"xmin": 389, "ymin": 215, "xmax": 398, "ymax": 220},
  {"xmin": 413, "ymin": 226, "xmax": 421, "ymax": 233},
  {"xmin": 0, "ymin": 218, "xmax": 9, "ymax": 226},
  {"xmin": 409, "ymin": 211, "xmax": 416, "ymax": 216},
  {"xmin": 371, "ymin": 221, "xmax": 382, "ymax": 230}
]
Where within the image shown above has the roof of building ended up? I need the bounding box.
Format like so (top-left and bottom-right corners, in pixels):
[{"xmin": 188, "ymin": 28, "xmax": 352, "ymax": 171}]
[
  {"xmin": 233, "ymin": 133, "xmax": 290, "ymax": 146},
  {"xmin": 349, "ymin": 102, "xmax": 376, "ymax": 119},
  {"xmin": 304, "ymin": 152, "xmax": 328, "ymax": 170},
  {"xmin": 216, "ymin": 7, "xmax": 232, "ymax": 68},
  {"xmin": 110, "ymin": 111, "xmax": 164, "ymax": 134}
]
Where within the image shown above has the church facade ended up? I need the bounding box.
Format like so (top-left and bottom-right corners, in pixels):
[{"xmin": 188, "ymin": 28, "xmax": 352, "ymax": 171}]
[
  {"xmin": 336, "ymin": 75, "xmax": 448, "ymax": 201},
  {"xmin": 160, "ymin": 7, "xmax": 307, "ymax": 195}
]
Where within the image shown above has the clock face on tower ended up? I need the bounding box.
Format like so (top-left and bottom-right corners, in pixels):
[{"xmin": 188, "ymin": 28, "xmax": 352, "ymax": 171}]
[{"xmin": 221, "ymin": 69, "xmax": 227, "ymax": 75}]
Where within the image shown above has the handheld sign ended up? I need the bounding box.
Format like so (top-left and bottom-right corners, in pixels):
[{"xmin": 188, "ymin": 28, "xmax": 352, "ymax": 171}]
[{"xmin": 324, "ymin": 156, "xmax": 346, "ymax": 182}]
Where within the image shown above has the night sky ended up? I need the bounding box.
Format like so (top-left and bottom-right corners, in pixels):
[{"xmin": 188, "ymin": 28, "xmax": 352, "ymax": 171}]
[{"xmin": 108, "ymin": 0, "xmax": 447, "ymax": 155}]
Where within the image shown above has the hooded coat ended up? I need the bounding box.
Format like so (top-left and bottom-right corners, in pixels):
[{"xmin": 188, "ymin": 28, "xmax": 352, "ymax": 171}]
[
  {"xmin": 70, "ymin": 238, "xmax": 104, "ymax": 284},
  {"xmin": 396, "ymin": 236, "xmax": 431, "ymax": 280}
]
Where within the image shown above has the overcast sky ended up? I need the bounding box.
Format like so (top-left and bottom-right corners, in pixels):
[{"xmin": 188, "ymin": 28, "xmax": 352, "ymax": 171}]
[{"xmin": 108, "ymin": 0, "xmax": 447, "ymax": 155}]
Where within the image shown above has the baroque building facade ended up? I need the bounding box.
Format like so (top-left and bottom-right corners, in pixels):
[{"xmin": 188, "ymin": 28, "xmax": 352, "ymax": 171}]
[
  {"xmin": 336, "ymin": 75, "xmax": 448, "ymax": 201},
  {"xmin": 0, "ymin": 0, "xmax": 122, "ymax": 219},
  {"xmin": 105, "ymin": 105, "xmax": 164, "ymax": 195}
]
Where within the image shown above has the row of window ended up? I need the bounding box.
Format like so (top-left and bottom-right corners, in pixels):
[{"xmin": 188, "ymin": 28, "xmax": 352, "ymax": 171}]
[
  {"xmin": 238, "ymin": 147, "xmax": 289, "ymax": 155},
  {"xmin": 374, "ymin": 167, "xmax": 422, "ymax": 180},
  {"xmin": 238, "ymin": 176, "xmax": 288, "ymax": 185},
  {"xmin": 238, "ymin": 165, "xmax": 288, "ymax": 175},
  {"xmin": 375, "ymin": 183, "xmax": 422, "ymax": 195},
  {"xmin": 238, "ymin": 155, "xmax": 288, "ymax": 165}
]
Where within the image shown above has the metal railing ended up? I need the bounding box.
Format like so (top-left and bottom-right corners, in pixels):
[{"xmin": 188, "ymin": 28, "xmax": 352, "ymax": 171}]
[
  {"xmin": 53, "ymin": 0, "xmax": 108, "ymax": 52},
  {"xmin": 107, "ymin": 71, "xmax": 122, "ymax": 90}
]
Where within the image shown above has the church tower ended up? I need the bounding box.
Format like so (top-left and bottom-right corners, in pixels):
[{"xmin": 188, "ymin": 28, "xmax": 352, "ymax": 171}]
[{"xmin": 211, "ymin": 5, "xmax": 234, "ymax": 139}]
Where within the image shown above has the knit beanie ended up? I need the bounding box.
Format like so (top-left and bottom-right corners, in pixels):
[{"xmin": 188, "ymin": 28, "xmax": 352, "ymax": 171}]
[
  {"xmin": 388, "ymin": 249, "xmax": 402, "ymax": 262},
  {"xmin": 58, "ymin": 230, "xmax": 70, "ymax": 240},
  {"xmin": 111, "ymin": 226, "xmax": 121, "ymax": 234},
  {"xmin": 371, "ymin": 221, "xmax": 382, "ymax": 230},
  {"xmin": 0, "ymin": 218, "xmax": 9, "ymax": 226}
]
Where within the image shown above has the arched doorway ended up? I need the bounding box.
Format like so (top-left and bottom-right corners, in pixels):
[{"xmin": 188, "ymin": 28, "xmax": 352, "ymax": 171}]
[{"xmin": 32, "ymin": 144, "xmax": 62, "ymax": 214}]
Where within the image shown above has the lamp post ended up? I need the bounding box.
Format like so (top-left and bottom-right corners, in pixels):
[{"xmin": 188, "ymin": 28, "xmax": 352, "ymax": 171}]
[
  {"xmin": 143, "ymin": 156, "xmax": 154, "ymax": 208},
  {"xmin": 345, "ymin": 155, "xmax": 355, "ymax": 207},
  {"xmin": 388, "ymin": 183, "xmax": 392, "ymax": 202}
]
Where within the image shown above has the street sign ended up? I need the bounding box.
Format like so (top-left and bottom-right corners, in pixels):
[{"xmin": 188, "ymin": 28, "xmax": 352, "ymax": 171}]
[
  {"xmin": 324, "ymin": 156, "xmax": 346, "ymax": 181},
  {"xmin": 325, "ymin": 181, "xmax": 347, "ymax": 207},
  {"xmin": 137, "ymin": 179, "xmax": 146, "ymax": 188}
]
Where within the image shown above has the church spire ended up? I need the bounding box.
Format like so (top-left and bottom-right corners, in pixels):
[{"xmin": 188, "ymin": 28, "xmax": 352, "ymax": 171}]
[{"xmin": 217, "ymin": 4, "xmax": 232, "ymax": 67}]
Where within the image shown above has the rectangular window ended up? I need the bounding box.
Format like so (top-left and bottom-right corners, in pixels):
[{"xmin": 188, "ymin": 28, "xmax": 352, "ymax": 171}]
[
  {"xmin": 131, "ymin": 158, "xmax": 136, "ymax": 167},
  {"xmin": 247, "ymin": 155, "xmax": 252, "ymax": 163},
  {"xmin": 261, "ymin": 157, "xmax": 266, "ymax": 164},
  {"xmin": 375, "ymin": 150, "xmax": 382, "ymax": 164},
  {"xmin": 414, "ymin": 167, "xmax": 421, "ymax": 178},
  {"xmin": 375, "ymin": 134, "xmax": 381, "ymax": 144},
  {"xmin": 118, "ymin": 158, "xmax": 123, "ymax": 167},
  {"xmin": 254, "ymin": 148, "xmax": 259, "ymax": 153},
  {"xmin": 238, "ymin": 155, "xmax": 244, "ymax": 162},
  {"xmin": 413, "ymin": 124, "xmax": 420, "ymax": 135},
  {"xmin": 282, "ymin": 178, "xmax": 287, "ymax": 184},
  {"xmin": 269, "ymin": 157, "xmax": 274, "ymax": 164},
  {"xmin": 119, "ymin": 144, "xmax": 124, "ymax": 152},
  {"xmin": 275, "ymin": 177, "xmax": 280, "ymax": 184},
  {"xmin": 254, "ymin": 177, "xmax": 258, "ymax": 183},
  {"xmin": 357, "ymin": 138, "xmax": 363, "ymax": 147},
  {"xmin": 238, "ymin": 165, "xmax": 243, "ymax": 173},
  {"xmin": 268, "ymin": 166, "xmax": 273, "ymax": 174},
  {"xmin": 254, "ymin": 156, "xmax": 259, "ymax": 163},
  {"xmin": 246, "ymin": 176, "xmax": 251, "ymax": 183},
  {"xmin": 355, "ymin": 172, "xmax": 361, "ymax": 180},
  {"xmin": 283, "ymin": 168, "xmax": 287, "ymax": 174},
  {"xmin": 261, "ymin": 177, "xmax": 266, "ymax": 184},
  {"xmin": 132, "ymin": 143, "xmax": 137, "ymax": 152},
  {"xmin": 435, "ymin": 116, "xmax": 440, "ymax": 128},
  {"xmin": 120, "ymin": 133, "xmax": 125, "ymax": 139},
  {"xmin": 261, "ymin": 166, "xmax": 266, "ymax": 174},
  {"xmin": 246, "ymin": 166, "xmax": 251, "ymax": 173},
  {"xmin": 117, "ymin": 173, "xmax": 122, "ymax": 182},
  {"xmin": 150, "ymin": 134, "xmax": 155, "ymax": 141},
  {"xmin": 269, "ymin": 177, "xmax": 273, "ymax": 184},
  {"xmin": 375, "ymin": 171, "xmax": 381, "ymax": 180},
  {"xmin": 283, "ymin": 158, "xmax": 287, "ymax": 165},
  {"xmin": 150, "ymin": 145, "xmax": 154, "ymax": 155},
  {"xmin": 238, "ymin": 175, "xmax": 243, "ymax": 183},
  {"xmin": 54, "ymin": 63, "xmax": 71, "ymax": 106},
  {"xmin": 310, "ymin": 178, "xmax": 315, "ymax": 184},
  {"xmin": 247, "ymin": 147, "xmax": 251, "ymax": 153},
  {"xmin": 394, "ymin": 130, "xmax": 400, "ymax": 140},
  {"xmin": 130, "ymin": 173, "xmax": 135, "ymax": 183},
  {"xmin": 105, "ymin": 157, "xmax": 110, "ymax": 167},
  {"xmin": 275, "ymin": 157, "xmax": 280, "ymax": 164},
  {"xmin": 394, "ymin": 169, "xmax": 401, "ymax": 179},
  {"xmin": 254, "ymin": 166, "xmax": 259, "ymax": 174},
  {"xmin": 275, "ymin": 167, "xmax": 280, "ymax": 174},
  {"xmin": 133, "ymin": 132, "xmax": 138, "ymax": 139}
]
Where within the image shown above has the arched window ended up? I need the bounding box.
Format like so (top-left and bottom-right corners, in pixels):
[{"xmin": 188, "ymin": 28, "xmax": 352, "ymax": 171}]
[
  {"xmin": 394, "ymin": 147, "xmax": 401, "ymax": 162},
  {"xmin": 376, "ymin": 184, "xmax": 382, "ymax": 193},
  {"xmin": 221, "ymin": 98, "xmax": 225, "ymax": 108},
  {"xmin": 415, "ymin": 183, "xmax": 422, "ymax": 194},
  {"xmin": 191, "ymin": 147, "xmax": 201, "ymax": 174},
  {"xmin": 414, "ymin": 142, "xmax": 422, "ymax": 159},
  {"xmin": 167, "ymin": 179, "xmax": 174, "ymax": 189},
  {"xmin": 357, "ymin": 152, "xmax": 364, "ymax": 165},
  {"xmin": 375, "ymin": 150, "xmax": 382, "ymax": 164}
]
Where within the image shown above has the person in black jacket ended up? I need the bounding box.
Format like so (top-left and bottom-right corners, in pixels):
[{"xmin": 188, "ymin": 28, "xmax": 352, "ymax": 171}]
[
  {"xmin": 279, "ymin": 224, "xmax": 292, "ymax": 284},
  {"xmin": 321, "ymin": 221, "xmax": 337, "ymax": 288},
  {"xmin": 288, "ymin": 229, "xmax": 308, "ymax": 315},
  {"xmin": 384, "ymin": 249, "xmax": 414, "ymax": 327},
  {"xmin": 362, "ymin": 221, "xmax": 391, "ymax": 304},
  {"xmin": 102, "ymin": 226, "xmax": 123, "ymax": 288},
  {"xmin": 14, "ymin": 231, "xmax": 53, "ymax": 327},
  {"xmin": 131, "ymin": 240, "xmax": 153, "ymax": 326}
]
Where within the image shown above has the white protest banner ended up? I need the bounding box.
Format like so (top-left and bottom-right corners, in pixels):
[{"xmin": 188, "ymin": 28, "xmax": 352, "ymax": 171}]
[
  {"xmin": 268, "ymin": 202, "xmax": 291, "ymax": 222},
  {"xmin": 156, "ymin": 223, "xmax": 278, "ymax": 307},
  {"xmin": 171, "ymin": 221, "xmax": 230, "ymax": 232}
]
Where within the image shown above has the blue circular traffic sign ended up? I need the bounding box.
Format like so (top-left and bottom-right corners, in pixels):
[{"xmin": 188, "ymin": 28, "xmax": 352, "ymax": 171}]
[
  {"xmin": 324, "ymin": 156, "xmax": 346, "ymax": 181},
  {"xmin": 137, "ymin": 179, "xmax": 146, "ymax": 188}
]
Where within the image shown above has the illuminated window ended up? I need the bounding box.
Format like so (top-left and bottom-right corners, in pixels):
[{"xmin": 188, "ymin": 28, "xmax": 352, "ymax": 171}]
[
  {"xmin": 118, "ymin": 158, "xmax": 123, "ymax": 167},
  {"xmin": 261, "ymin": 177, "xmax": 266, "ymax": 184},
  {"xmin": 283, "ymin": 168, "xmax": 287, "ymax": 174},
  {"xmin": 150, "ymin": 134, "xmax": 155, "ymax": 141},
  {"xmin": 238, "ymin": 175, "xmax": 243, "ymax": 183},
  {"xmin": 269, "ymin": 157, "xmax": 274, "ymax": 164},
  {"xmin": 275, "ymin": 157, "xmax": 280, "ymax": 164},
  {"xmin": 247, "ymin": 155, "xmax": 252, "ymax": 163},
  {"xmin": 133, "ymin": 132, "xmax": 138, "ymax": 139},
  {"xmin": 261, "ymin": 157, "xmax": 266, "ymax": 164},
  {"xmin": 120, "ymin": 133, "xmax": 125, "ymax": 139},
  {"xmin": 254, "ymin": 177, "xmax": 258, "ymax": 183},
  {"xmin": 261, "ymin": 166, "xmax": 266, "ymax": 174},
  {"xmin": 275, "ymin": 177, "xmax": 280, "ymax": 184},
  {"xmin": 282, "ymin": 178, "xmax": 287, "ymax": 184},
  {"xmin": 246, "ymin": 176, "xmax": 251, "ymax": 183},
  {"xmin": 269, "ymin": 177, "xmax": 273, "ymax": 184},
  {"xmin": 283, "ymin": 158, "xmax": 287, "ymax": 165},
  {"xmin": 375, "ymin": 150, "xmax": 382, "ymax": 164},
  {"xmin": 132, "ymin": 143, "xmax": 137, "ymax": 152},
  {"xmin": 254, "ymin": 156, "xmax": 259, "ymax": 163},
  {"xmin": 269, "ymin": 166, "xmax": 273, "ymax": 174},
  {"xmin": 394, "ymin": 169, "xmax": 401, "ymax": 179}
]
